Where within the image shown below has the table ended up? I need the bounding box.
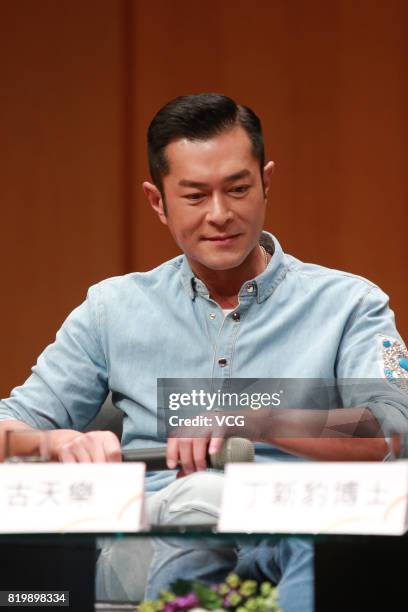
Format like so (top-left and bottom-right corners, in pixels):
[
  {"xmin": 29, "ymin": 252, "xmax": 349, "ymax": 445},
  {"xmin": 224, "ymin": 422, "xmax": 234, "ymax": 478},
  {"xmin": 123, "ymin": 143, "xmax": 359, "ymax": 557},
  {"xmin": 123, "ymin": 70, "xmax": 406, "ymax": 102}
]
[{"xmin": 1, "ymin": 529, "xmax": 407, "ymax": 611}]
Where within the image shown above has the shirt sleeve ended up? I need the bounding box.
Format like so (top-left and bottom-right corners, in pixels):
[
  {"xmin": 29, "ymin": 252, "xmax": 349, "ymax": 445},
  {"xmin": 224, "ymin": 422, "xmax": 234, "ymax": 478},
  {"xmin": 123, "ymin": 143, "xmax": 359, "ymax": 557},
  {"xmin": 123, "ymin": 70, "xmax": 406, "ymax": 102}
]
[
  {"xmin": 335, "ymin": 285, "xmax": 408, "ymax": 435},
  {"xmin": 0, "ymin": 283, "xmax": 109, "ymax": 431}
]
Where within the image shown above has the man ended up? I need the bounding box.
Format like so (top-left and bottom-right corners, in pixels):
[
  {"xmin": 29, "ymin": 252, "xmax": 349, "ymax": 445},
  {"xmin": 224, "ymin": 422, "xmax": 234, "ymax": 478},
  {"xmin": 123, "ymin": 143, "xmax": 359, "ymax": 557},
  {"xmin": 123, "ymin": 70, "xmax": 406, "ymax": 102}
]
[{"xmin": 1, "ymin": 93, "xmax": 407, "ymax": 611}]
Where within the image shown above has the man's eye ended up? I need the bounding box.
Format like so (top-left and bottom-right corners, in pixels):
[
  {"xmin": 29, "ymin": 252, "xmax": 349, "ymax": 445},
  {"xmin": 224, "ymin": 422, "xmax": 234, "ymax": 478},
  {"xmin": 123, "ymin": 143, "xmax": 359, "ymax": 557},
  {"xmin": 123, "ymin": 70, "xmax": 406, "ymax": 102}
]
[
  {"xmin": 184, "ymin": 193, "xmax": 205, "ymax": 202},
  {"xmin": 230, "ymin": 185, "xmax": 250, "ymax": 195}
]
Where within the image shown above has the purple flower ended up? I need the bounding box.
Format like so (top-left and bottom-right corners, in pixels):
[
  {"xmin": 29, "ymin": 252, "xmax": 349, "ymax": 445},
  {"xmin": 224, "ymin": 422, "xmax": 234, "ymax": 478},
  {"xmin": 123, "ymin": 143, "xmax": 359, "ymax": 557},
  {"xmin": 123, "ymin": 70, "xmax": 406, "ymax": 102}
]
[
  {"xmin": 164, "ymin": 593, "xmax": 199, "ymax": 611},
  {"xmin": 179, "ymin": 594, "xmax": 199, "ymax": 608}
]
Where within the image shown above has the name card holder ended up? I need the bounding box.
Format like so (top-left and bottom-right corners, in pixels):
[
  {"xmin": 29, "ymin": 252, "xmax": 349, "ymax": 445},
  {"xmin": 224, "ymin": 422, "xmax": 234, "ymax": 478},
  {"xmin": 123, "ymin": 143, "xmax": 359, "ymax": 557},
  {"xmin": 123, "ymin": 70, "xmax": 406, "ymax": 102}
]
[
  {"xmin": 218, "ymin": 461, "xmax": 408, "ymax": 535},
  {"xmin": 0, "ymin": 463, "xmax": 146, "ymax": 533}
]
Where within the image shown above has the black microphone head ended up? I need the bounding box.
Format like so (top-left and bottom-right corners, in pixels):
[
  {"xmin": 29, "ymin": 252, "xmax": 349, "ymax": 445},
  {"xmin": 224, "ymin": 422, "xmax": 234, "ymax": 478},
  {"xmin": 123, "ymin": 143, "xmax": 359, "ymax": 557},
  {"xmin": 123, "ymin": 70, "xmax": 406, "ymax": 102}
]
[{"xmin": 210, "ymin": 437, "xmax": 254, "ymax": 470}]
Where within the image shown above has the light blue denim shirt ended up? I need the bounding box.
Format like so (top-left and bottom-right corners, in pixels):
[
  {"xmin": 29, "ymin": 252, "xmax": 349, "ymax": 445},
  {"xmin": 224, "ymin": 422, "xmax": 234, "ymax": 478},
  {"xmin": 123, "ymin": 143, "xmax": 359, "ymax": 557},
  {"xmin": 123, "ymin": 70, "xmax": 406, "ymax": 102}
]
[{"xmin": 1, "ymin": 232, "xmax": 407, "ymax": 491}]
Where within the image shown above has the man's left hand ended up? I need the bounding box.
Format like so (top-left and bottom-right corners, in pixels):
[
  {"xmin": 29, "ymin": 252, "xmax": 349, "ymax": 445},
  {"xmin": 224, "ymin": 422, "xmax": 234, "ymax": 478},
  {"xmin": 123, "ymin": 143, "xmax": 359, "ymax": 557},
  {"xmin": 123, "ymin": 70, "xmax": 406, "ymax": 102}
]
[{"xmin": 166, "ymin": 435, "xmax": 225, "ymax": 475}]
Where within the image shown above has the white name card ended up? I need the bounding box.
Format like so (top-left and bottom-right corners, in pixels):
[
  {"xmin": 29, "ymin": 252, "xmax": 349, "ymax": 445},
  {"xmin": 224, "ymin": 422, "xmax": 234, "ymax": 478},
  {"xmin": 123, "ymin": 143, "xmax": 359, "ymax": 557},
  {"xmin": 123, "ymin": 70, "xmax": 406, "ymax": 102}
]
[
  {"xmin": 0, "ymin": 463, "xmax": 146, "ymax": 533},
  {"xmin": 218, "ymin": 461, "xmax": 408, "ymax": 535}
]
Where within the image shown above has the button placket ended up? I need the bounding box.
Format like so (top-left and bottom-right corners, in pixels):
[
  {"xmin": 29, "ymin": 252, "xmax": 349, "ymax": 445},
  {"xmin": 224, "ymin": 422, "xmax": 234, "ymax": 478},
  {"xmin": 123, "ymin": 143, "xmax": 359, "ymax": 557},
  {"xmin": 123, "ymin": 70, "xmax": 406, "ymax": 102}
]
[
  {"xmin": 214, "ymin": 308, "xmax": 244, "ymax": 376},
  {"xmin": 199, "ymin": 294, "xmax": 245, "ymax": 379}
]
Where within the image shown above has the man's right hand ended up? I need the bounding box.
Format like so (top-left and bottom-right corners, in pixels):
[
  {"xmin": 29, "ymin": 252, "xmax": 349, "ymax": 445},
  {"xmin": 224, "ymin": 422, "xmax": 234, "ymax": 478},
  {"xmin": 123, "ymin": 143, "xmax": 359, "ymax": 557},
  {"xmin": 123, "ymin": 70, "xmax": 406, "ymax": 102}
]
[
  {"xmin": 50, "ymin": 430, "xmax": 122, "ymax": 462},
  {"xmin": 0, "ymin": 421, "xmax": 121, "ymax": 463}
]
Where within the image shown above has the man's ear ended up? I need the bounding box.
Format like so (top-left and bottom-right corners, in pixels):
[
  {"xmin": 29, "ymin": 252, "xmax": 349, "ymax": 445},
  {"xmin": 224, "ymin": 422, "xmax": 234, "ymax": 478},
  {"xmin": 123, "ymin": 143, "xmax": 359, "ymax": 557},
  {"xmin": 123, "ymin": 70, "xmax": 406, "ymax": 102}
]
[
  {"xmin": 262, "ymin": 161, "xmax": 275, "ymax": 199},
  {"xmin": 142, "ymin": 181, "xmax": 168, "ymax": 226}
]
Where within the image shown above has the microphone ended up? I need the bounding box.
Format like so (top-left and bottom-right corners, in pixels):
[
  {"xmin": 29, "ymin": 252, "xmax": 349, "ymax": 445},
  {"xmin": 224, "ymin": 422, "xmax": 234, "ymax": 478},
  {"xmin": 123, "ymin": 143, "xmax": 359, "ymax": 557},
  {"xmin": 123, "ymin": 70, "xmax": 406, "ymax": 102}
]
[{"xmin": 122, "ymin": 437, "xmax": 254, "ymax": 470}]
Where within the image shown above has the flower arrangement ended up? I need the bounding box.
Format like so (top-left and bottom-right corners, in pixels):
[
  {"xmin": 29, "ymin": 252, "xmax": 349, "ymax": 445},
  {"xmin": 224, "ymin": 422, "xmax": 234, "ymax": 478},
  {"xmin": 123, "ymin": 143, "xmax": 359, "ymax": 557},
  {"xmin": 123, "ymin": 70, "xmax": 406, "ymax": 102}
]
[{"xmin": 139, "ymin": 573, "xmax": 281, "ymax": 612}]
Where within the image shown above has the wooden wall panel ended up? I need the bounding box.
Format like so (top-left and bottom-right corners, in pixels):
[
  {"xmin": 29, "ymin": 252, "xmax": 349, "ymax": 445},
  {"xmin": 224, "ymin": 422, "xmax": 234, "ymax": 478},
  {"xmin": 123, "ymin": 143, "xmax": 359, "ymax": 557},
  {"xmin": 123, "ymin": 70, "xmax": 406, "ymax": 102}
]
[
  {"xmin": 0, "ymin": 0, "xmax": 126, "ymax": 395},
  {"xmin": 335, "ymin": 1, "xmax": 408, "ymax": 323}
]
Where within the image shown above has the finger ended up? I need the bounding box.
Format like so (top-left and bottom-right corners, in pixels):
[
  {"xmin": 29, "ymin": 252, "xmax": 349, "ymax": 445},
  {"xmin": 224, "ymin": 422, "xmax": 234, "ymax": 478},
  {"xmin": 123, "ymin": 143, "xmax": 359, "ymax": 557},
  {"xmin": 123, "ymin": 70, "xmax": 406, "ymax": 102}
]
[
  {"xmin": 166, "ymin": 437, "xmax": 180, "ymax": 469},
  {"xmin": 192, "ymin": 438, "xmax": 208, "ymax": 471},
  {"xmin": 58, "ymin": 447, "xmax": 78, "ymax": 463},
  {"xmin": 87, "ymin": 434, "xmax": 109, "ymax": 462},
  {"xmin": 79, "ymin": 431, "xmax": 120, "ymax": 463},
  {"xmin": 71, "ymin": 442, "xmax": 93, "ymax": 463},
  {"xmin": 208, "ymin": 436, "xmax": 224, "ymax": 455},
  {"xmin": 179, "ymin": 439, "xmax": 194, "ymax": 474},
  {"xmin": 59, "ymin": 441, "xmax": 92, "ymax": 463},
  {"xmin": 102, "ymin": 432, "xmax": 122, "ymax": 462}
]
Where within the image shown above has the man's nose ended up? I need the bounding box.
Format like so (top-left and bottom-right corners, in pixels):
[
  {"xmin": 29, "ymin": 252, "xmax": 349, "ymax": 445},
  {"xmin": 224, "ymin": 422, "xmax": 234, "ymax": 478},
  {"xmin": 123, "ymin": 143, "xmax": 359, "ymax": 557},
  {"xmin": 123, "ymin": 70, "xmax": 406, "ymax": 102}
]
[{"xmin": 206, "ymin": 194, "xmax": 233, "ymax": 225}]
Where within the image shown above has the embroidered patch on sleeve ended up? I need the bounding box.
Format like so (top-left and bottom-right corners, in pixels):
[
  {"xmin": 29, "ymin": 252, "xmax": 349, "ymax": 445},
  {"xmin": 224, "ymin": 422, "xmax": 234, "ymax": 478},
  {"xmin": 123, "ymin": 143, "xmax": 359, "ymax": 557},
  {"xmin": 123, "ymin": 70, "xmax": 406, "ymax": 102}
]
[{"xmin": 378, "ymin": 334, "xmax": 408, "ymax": 393}]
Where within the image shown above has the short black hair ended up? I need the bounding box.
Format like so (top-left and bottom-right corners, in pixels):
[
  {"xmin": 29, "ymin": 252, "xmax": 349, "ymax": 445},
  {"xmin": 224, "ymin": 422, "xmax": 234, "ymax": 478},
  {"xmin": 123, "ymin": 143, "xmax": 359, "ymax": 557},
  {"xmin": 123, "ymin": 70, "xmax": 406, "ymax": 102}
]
[{"xmin": 147, "ymin": 93, "xmax": 265, "ymax": 199}]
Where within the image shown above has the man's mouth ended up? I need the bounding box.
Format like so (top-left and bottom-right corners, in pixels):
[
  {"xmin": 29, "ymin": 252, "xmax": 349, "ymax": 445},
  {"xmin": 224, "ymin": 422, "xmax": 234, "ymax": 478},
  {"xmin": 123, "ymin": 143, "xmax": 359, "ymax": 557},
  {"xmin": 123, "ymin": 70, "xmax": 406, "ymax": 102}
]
[{"xmin": 204, "ymin": 233, "xmax": 241, "ymax": 243}]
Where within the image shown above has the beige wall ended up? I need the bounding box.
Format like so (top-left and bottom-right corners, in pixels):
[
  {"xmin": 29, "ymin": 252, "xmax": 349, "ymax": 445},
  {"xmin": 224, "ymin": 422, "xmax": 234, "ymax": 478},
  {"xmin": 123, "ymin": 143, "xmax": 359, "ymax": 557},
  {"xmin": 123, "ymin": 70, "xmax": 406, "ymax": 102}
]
[{"xmin": 0, "ymin": 0, "xmax": 407, "ymax": 396}]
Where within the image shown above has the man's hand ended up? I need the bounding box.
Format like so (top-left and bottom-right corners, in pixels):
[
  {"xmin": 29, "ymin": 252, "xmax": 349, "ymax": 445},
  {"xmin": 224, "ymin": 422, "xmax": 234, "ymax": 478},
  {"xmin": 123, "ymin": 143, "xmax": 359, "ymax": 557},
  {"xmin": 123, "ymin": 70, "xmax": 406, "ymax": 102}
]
[
  {"xmin": 165, "ymin": 409, "xmax": 260, "ymax": 474},
  {"xmin": 50, "ymin": 430, "xmax": 122, "ymax": 463},
  {"xmin": 166, "ymin": 435, "xmax": 224, "ymax": 475}
]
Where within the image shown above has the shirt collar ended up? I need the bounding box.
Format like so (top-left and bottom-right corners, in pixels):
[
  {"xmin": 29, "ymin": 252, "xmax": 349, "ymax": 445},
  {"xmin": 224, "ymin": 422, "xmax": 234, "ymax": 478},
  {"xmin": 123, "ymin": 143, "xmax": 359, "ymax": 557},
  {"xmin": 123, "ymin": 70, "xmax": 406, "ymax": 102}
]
[{"xmin": 179, "ymin": 231, "xmax": 288, "ymax": 304}]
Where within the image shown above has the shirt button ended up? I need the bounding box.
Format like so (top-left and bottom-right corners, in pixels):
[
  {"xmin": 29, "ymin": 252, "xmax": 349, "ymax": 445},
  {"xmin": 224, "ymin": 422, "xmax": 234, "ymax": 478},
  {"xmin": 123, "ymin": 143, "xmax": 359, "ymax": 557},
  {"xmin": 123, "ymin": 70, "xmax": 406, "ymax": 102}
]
[
  {"xmin": 209, "ymin": 313, "xmax": 216, "ymax": 320},
  {"xmin": 246, "ymin": 283, "xmax": 255, "ymax": 293},
  {"xmin": 218, "ymin": 358, "xmax": 227, "ymax": 367},
  {"xmin": 232, "ymin": 312, "xmax": 240, "ymax": 321}
]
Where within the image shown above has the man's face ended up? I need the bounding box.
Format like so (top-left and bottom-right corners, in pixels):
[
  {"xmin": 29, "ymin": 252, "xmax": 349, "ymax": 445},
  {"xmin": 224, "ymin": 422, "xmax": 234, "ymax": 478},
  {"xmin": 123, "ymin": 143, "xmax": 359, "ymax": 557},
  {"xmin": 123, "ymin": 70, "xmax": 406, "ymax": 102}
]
[{"xmin": 146, "ymin": 126, "xmax": 273, "ymax": 274}]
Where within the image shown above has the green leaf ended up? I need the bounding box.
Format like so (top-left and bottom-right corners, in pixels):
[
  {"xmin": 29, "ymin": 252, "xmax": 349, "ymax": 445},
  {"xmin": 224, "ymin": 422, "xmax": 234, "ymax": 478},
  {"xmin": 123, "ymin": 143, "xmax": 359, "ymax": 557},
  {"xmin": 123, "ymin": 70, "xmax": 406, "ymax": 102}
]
[
  {"xmin": 170, "ymin": 579, "xmax": 194, "ymax": 596},
  {"xmin": 158, "ymin": 590, "xmax": 176, "ymax": 603},
  {"xmin": 193, "ymin": 582, "xmax": 223, "ymax": 609}
]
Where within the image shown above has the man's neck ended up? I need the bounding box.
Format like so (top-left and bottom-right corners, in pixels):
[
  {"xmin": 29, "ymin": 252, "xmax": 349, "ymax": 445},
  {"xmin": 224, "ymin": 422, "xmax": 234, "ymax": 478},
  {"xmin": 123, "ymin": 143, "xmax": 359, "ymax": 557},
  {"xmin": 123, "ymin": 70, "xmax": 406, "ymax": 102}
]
[{"xmin": 188, "ymin": 244, "xmax": 270, "ymax": 309}]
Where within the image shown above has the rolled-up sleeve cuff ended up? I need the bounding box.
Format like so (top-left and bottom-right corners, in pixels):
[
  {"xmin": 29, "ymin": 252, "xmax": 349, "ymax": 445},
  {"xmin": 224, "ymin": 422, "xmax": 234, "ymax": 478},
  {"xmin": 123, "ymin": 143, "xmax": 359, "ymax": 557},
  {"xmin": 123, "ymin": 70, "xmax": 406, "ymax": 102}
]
[
  {"xmin": 367, "ymin": 400, "xmax": 408, "ymax": 437},
  {"xmin": 0, "ymin": 400, "xmax": 37, "ymax": 427}
]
